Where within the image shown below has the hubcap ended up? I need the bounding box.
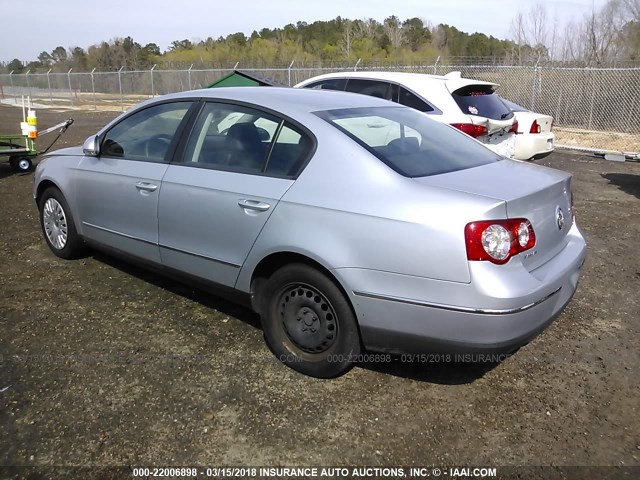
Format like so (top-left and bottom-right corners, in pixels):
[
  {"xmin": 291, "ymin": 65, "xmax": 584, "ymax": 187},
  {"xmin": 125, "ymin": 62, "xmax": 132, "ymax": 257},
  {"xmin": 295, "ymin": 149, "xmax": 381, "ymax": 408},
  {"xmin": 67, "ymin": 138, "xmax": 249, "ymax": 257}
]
[
  {"xmin": 43, "ymin": 198, "xmax": 68, "ymax": 250},
  {"xmin": 278, "ymin": 284, "xmax": 338, "ymax": 353},
  {"xmin": 18, "ymin": 159, "xmax": 30, "ymax": 170}
]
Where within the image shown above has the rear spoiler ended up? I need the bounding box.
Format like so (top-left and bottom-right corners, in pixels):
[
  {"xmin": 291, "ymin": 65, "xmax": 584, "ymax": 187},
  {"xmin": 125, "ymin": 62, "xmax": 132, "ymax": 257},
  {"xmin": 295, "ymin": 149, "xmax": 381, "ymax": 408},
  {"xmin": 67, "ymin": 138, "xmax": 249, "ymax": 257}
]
[{"xmin": 443, "ymin": 71, "xmax": 499, "ymax": 94}]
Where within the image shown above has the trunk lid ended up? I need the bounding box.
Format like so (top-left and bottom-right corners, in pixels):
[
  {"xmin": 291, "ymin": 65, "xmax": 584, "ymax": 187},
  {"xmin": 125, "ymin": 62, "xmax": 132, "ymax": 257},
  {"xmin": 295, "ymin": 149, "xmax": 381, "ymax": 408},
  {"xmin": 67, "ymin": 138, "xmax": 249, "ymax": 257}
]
[
  {"xmin": 514, "ymin": 111, "xmax": 553, "ymax": 134},
  {"xmin": 415, "ymin": 160, "xmax": 573, "ymax": 271}
]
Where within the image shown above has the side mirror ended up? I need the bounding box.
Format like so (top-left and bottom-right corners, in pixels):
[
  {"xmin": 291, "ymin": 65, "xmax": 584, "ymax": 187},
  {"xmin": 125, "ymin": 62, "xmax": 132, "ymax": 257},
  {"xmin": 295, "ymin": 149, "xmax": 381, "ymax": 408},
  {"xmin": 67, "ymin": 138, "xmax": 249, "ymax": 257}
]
[{"xmin": 82, "ymin": 135, "xmax": 100, "ymax": 156}]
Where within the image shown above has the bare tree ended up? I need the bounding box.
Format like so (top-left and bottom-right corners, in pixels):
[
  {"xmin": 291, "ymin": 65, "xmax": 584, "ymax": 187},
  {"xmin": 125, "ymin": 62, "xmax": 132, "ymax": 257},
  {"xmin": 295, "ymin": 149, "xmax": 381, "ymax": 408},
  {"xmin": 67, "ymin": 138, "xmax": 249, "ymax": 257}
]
[
  {"xmin": 529, "ymin": 3, "xmax": 549, "ymax": 48},
  {"xmin": 383, "ymin": 16, "xmax": 406, "ymax": 48},
  {"xmin": 583, "ymin": 1, "xmax": 627, "ymax": 63},
  {"xmin": 509, "ymin": 2, "xmax": 550, "ymax": 62},
  {"xmin": 509, "ymin": 12, "xmax": 527, "ymax": 63},
  {"xmin": 621, "ymin": 0, "xmax": 640, "ymax": 19},
  {"xmin": 355, "ymin": 18, "xmax": 379, "ymax": 40},
  {"xmin": 341, "ymin": 20, "xmax": 354, "ymax": 57}
]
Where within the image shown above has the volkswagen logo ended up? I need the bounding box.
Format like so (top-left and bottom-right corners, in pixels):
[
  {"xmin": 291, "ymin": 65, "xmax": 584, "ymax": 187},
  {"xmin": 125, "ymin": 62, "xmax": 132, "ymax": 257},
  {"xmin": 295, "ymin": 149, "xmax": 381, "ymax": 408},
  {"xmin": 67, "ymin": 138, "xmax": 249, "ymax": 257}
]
[{"xmin": 556, "ymin": 206, "xmax": 565, "ymax": 230}]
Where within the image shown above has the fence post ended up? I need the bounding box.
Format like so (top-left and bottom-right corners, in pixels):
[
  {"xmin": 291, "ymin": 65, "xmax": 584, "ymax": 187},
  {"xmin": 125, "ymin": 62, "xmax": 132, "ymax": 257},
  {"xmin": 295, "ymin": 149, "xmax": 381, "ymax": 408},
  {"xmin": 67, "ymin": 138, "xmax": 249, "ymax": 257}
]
[
  {"xmin": 25, "ymin": 69, "xmax": 31, "ymax": 99},
  {"xmin": 588, "ymin": 69, "xmax": 597, "ymax": 130},
  {"xmin": 434, "ymin": 56, "xmax": 441, "ymax": 75},
  {"xmin": 9, "ymin": 71, "xmax": 16, "ymax": 104},
  {"xmin": 118, "ymin": 66, "xmax": 124, "ymax": 112},
  {"xmin": 67, "ymin": 68, "xmax": 73, "ymax": 104},
  {"xmin": 530, "ymin": 58, "xmax": 541, "ymax": 111},
  {"xmin": 90, "ymin": 68, "xmax": 96, "ymax": 110},
  {"xmin": 188, "ymin": 64, "xmax": 193, "ymax": 90},
  {"xmin": 150, "ymin": 64, "xmax": 156, "ymax": 97},
  {"xmin": 46, "ymin": 69, "xmax": 53, "ymax": 104},
  {"xmin": 354, "ymin": 58, "xmax": 361, "ymax": 72},
  {"xmin": 287, "ymin": 60, "xmax": 295, "ymax": 86}
]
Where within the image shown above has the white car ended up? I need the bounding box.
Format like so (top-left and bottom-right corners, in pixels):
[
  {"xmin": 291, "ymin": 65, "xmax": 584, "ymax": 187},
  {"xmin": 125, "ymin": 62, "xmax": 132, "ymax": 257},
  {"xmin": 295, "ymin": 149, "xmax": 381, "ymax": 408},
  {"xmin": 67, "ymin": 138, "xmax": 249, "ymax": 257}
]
[
  {"xmin": 295, "ymin": 71, "xmax": 518, "ymax": 158},
  {"xmin": 501, "ymin": 99, "xmax": 555, "ymax": 160}
]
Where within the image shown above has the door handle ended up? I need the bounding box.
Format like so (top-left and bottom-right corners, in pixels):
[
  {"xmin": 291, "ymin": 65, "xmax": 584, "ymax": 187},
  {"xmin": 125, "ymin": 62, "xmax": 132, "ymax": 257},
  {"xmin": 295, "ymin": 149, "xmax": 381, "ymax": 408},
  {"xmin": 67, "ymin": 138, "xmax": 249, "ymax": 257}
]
[
  {"xmin": 238, "ymin": 199, "xmax": 271, "ymax": 212},
  {"xmin": 135, "ymin": 182, "xmax": 158, "ymax": 192}
]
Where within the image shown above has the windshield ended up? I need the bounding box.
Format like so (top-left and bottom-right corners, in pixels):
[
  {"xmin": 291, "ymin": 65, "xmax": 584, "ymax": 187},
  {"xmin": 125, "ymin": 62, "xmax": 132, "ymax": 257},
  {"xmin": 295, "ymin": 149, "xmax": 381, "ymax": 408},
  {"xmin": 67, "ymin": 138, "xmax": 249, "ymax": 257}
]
[
  {"xmin": 501, "ymin": 98, "xmax": 529, "ymax": 112},
  {"xmin": 452, "ymin": 85, "xmax": 514, "ymax": 120},
  {"xmin": 315, "ymin": 106, "xmax": 501, "ymax": 178}
]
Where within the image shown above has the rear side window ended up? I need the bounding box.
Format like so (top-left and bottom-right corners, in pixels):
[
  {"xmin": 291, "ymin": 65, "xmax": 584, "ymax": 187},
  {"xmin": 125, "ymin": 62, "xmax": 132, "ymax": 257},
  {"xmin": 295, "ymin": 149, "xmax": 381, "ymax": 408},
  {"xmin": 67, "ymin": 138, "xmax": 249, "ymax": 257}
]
[
  {"xmin": 452, "ymin": 85, "xmax": 513, "ymax": 120},
  {"xmin": 304, "ymin": 79, "xmax": 347, "ymax": 91},
  {"xmin": 181, "ymin": 102, "xmax": 313, "ymax": 178},
  {"xmin": 345, "ymin": 79, "xmax": 393, "ymax": 101},
  {"xmin": 265, "ymin": 123, "xmax": 314, "ymax": 177},
  {"xmin": 399, "ymin": 87, "xmax": 434, "ymax": 112},
  {"xmin": 316, "ymin": 106, "xmax": 500, "ymax": 178},
  {"xmin": 182, "ymin": 102, "xmax": 279, "ymax": 174}
]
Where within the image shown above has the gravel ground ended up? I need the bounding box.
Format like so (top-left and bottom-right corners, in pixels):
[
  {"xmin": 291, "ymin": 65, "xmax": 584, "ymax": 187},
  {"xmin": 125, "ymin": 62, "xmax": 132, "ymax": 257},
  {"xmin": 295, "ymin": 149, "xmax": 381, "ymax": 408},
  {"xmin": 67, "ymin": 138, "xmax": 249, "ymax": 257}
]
[{"xmin": 0, "ymin": 104, "xmax": 639, "ymax": 474}]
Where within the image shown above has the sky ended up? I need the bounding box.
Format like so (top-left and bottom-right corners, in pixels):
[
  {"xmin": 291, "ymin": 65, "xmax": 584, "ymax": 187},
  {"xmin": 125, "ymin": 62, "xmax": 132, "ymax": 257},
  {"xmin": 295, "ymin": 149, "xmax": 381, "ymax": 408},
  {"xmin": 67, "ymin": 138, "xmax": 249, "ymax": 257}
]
[{"xmin": 0, "ymin": 0, "xmax": 609, "ymax": 62}]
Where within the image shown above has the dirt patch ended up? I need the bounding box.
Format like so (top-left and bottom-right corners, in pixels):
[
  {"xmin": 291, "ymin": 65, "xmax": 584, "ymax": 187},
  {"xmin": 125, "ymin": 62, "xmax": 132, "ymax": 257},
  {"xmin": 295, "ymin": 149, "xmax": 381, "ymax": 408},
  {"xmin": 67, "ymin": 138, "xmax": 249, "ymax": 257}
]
[
  {"xmin": 0, "ymin": 103, "xmax": 639, "ymax": 470},
  {"xmin": 555, "ymin": 127, "xmax": 640, "ymax": 153}
]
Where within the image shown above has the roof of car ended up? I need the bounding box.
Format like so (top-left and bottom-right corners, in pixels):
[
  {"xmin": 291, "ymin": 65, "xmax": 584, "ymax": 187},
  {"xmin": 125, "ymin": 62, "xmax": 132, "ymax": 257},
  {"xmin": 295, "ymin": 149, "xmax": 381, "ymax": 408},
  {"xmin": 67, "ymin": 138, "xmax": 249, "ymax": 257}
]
[
  {"xmin": 295, "ymin": 70, "xmax": 499, "ymax": 93},
  {"xmin": 158, "ymin": 86, "xmax": 401, "ymax": 113}
]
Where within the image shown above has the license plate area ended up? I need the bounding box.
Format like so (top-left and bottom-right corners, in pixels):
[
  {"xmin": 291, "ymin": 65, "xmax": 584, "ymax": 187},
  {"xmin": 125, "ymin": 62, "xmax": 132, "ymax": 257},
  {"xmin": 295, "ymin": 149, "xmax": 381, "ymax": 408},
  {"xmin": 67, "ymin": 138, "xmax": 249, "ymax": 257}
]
[{"xmin": 482, "ymin": 132, "xmax": 516, "ymax": 158}]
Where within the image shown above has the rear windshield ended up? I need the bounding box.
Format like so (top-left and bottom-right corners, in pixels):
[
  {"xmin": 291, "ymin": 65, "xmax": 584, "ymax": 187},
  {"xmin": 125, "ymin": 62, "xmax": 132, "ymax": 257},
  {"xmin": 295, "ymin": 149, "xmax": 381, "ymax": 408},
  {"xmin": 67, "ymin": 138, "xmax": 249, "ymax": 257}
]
[
  {"xmin": 501, "ymin": 98, "xmax": 529, "ymax": 112},
  {"xmin": 315, "ymin": 106, "xmax": 501, "ymax": 178},
  {"xmin": 452, "ymin": 85, "xmax": 514, "ymax": 120}
]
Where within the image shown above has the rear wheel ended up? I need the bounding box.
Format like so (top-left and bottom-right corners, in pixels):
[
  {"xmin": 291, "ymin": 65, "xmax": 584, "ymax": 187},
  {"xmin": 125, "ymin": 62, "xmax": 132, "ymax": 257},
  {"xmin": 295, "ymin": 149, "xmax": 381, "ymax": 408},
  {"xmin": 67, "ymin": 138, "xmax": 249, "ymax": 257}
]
[
  {"xmin": 38, "ymin": 187, "xmax": 86, "ymax": 259},
  {"xmin": 260, "ymin": 263, "xmax": 360, "ymax": 378}
]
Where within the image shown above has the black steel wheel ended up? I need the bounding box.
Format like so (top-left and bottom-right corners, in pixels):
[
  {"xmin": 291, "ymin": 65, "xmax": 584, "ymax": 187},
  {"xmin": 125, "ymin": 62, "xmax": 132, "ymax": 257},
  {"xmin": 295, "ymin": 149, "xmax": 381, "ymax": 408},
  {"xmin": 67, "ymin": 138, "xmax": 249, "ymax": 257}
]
[{"xmin": 261, "ymin": 263, "xmax": 360, "ymax": 378}]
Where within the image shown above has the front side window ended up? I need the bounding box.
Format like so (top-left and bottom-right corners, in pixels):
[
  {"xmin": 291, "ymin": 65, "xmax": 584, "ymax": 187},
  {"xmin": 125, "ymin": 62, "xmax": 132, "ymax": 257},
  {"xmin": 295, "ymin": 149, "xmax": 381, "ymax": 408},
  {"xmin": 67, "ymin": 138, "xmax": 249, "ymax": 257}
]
[
  {"xmin": 316, "ymin": 106, "xmax": 500, "ymax": 178},
  {"xmin": 182, "ymin": 102, "xmax": 313, "ymax": 177},
  {"xmin": 101, "ymin": 102, "xmax": 192, "ymax": 161}
]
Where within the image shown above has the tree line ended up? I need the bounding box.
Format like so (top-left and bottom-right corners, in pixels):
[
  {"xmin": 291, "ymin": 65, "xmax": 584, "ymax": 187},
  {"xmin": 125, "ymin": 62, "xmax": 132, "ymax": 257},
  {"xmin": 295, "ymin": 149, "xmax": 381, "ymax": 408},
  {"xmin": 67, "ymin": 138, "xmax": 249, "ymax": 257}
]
[{"xmin": 2, "ymin": 0, "xmax": 639, "ymax": 73}]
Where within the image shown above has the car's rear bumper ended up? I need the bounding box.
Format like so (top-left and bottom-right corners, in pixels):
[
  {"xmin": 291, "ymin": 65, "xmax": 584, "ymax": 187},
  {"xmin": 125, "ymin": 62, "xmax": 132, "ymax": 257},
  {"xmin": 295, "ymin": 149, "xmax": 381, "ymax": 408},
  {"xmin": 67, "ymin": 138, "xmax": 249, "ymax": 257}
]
[
  {"xmin": 514, "ymin": 132, "xmax": 555, "ymax": 160},
  {"xmin": 336, "ymin": 222, "xmax": 586, "ymax": 355}
]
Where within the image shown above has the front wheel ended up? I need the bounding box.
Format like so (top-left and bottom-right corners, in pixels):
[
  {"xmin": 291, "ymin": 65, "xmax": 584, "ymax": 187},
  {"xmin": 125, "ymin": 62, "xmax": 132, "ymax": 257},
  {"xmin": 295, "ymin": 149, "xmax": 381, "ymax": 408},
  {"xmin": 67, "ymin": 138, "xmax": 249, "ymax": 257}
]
[
  {"xmin": 38, "ymin": 187, "xmax": 86, "ymax": 259},
  {"xmin": 260, "ymin": 264, "xmax": 361, "ymax": 378}
]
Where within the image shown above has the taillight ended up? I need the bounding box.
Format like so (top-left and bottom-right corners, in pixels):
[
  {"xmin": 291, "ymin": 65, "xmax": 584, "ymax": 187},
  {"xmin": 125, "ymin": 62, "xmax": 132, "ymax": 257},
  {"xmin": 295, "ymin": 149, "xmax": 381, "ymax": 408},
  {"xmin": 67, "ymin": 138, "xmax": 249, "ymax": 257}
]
[
  {"xmin": 465, "ymin": 219, "xmax": 536, "ymax": 265},
  {"xmin": 509, "ymin": 120, "xmax": 519, "ymax": 133},
  {"xmin": 529, "ymin": 120, "xmax": 541, "ymax": 134},
  {"xmin": 451, "ymin": 123, "xmax": 487, "ymax": 138}
]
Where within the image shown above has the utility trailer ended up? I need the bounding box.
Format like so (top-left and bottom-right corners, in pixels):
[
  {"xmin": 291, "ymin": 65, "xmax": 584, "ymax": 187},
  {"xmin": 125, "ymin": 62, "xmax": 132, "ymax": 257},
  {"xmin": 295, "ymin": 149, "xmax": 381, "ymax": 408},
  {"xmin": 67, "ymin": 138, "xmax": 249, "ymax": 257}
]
[{"xmin": 0, "ymin": 119, "xmax": 74, "ymax": 172}]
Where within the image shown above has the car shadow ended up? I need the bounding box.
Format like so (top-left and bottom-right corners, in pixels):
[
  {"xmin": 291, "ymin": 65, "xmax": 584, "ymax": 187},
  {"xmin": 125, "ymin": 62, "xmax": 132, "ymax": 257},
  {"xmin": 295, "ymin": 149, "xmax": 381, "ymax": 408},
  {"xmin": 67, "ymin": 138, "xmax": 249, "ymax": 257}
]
[
  {"xmin": 89, "ymin": 251, "xmax": 503, "ymax": 384},
  {"xmin": 601, "ymin": 173, "xmax": 640, "ymax": 199},
  {"xmin": 359, "ymin": 356, "xmax": 503, "ymax": 385},
  {"xmin": 90, "ymin": 251, "xmax": 262, "ymax": 330}
]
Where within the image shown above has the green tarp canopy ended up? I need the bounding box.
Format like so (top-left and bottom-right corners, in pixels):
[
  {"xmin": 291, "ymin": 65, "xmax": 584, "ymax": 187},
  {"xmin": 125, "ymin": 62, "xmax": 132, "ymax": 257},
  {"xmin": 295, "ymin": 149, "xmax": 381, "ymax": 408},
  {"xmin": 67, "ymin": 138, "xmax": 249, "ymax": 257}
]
[{"xmin": 208, "ymin": 70, "xmax": 284, "ymax": 88}]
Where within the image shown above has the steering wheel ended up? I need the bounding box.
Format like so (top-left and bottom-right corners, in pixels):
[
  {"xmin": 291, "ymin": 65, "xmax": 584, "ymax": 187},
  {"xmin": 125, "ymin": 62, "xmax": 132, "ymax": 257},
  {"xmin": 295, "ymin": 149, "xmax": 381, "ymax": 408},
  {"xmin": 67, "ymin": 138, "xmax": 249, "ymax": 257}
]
[{"xmin": 144, "ymin": 134, "xmax": 173, "ymax": 159}]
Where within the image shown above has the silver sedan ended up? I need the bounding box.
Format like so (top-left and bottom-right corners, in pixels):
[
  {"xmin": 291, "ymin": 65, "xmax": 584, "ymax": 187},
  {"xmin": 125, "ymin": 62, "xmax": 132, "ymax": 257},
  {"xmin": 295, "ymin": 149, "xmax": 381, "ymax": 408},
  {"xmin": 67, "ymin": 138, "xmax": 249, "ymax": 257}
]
[{"xmin": 34, "ymin": 87, "xmax": 586, "ymax": 378}]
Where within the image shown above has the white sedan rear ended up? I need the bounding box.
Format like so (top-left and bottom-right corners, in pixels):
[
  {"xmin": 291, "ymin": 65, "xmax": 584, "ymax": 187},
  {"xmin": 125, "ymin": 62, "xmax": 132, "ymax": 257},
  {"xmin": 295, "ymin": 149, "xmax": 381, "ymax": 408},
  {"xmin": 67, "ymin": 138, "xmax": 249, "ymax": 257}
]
[{"xmin": 502, "ymin": 99, "xmax": 555, "ymax": 160}]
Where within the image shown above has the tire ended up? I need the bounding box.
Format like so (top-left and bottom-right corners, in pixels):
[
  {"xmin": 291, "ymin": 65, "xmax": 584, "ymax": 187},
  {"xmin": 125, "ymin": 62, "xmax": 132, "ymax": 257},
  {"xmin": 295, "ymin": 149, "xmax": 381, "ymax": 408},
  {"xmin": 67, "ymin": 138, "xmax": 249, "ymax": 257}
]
[
  {"xmin": 260, "ymin": 263, "xmax": 361, "ymax": 378},
  {"xmin": 38, "ymin": 187, "xmax": 86, "ymax": 259},
  {"xmin": 10, "ymin": 156, "xmax": 33, "ymax": 172}
]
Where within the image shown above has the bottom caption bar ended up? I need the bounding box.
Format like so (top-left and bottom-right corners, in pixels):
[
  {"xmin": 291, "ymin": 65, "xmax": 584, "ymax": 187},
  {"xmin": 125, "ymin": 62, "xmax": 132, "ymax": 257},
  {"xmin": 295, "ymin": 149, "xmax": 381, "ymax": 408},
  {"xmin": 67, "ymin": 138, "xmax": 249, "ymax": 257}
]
[{"xmin": 0, "ymin": 465, "xmax": 638, "ymax": 479}]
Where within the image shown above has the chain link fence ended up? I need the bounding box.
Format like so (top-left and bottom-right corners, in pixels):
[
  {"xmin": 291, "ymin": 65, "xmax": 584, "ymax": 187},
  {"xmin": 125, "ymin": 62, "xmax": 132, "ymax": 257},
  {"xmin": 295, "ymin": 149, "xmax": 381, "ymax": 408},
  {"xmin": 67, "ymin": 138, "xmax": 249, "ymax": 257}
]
[{"xmin": 1, "ymin": 61, "xmax": 639, "ymax": 153}]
